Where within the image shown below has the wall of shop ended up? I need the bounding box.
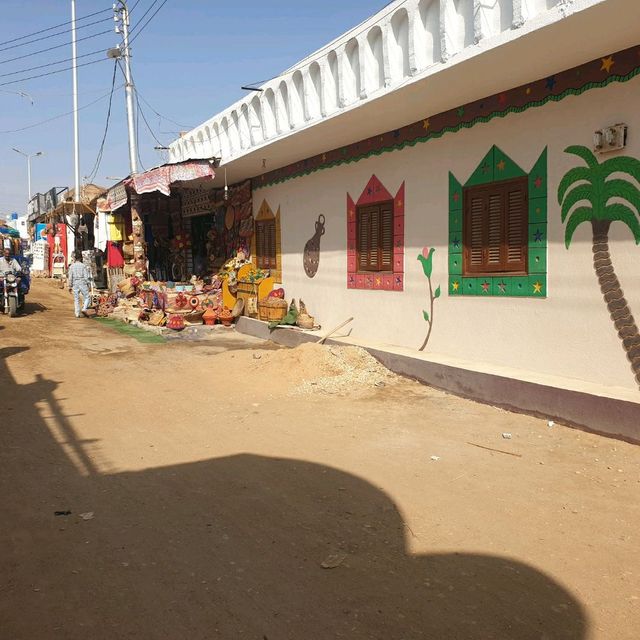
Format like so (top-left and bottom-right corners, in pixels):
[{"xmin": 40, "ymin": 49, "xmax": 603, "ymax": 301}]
[{"xmin": 253, "ymin": 74, "xmax": 640, "ymax": 395}]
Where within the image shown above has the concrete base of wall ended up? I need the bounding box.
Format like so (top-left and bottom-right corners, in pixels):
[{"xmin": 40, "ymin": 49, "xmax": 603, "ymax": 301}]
[{"xmin": 236, "ymin": 317, "xmax": 640, "ymax": 444}]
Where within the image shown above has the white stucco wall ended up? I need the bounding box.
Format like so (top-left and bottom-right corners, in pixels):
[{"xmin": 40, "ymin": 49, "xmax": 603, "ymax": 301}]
[{"xmin": 253, "ymin": 76, "xmax": 640, "ymax": 394}]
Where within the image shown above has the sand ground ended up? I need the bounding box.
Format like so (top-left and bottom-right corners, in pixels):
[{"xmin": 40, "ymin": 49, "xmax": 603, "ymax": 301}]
[{"xmin": 1, "ymin": 279, "xmax": 639, "ymax": 639}]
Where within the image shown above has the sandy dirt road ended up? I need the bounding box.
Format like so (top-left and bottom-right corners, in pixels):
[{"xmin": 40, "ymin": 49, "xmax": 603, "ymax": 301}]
[{"xmin": 1, "ymin": 279, "xmax": 639, "ymax": 640}]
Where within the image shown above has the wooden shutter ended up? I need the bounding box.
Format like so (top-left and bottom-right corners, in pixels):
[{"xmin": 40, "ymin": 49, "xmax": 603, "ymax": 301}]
[
  {"xmin": 358, "ymin": 208, "xmax": 371, "ymax": 270},
  {"xmin": 380, "ymin": 203, "xmax": 393, "ymax": 271},
  {"xmin": 463, "ymin": 177, "xmax": 528, "ymax": 275},
  {"xmin": 357, "ymin": 202, "xmax": 394, "ymax": 272},
  {"xmin": 505, "ymin": 184, "xmax": 527, "ymax": 272},
  {"xmin": 266, "ymin": 219, "xmax": 276, "ymax": 268},
  {"xmin": 255, "ymin": 219, "xmax": 276, "ymax": 270},
  {"xmin": 256, "ymin": 221, "xmax": 266, "ymax": 269}
]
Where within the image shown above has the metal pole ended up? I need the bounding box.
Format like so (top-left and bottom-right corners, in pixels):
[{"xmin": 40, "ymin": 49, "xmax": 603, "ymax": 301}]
[
  {"xmin": 119, "ymin": 1, "xmax": 138, "ymax": 175},
  {"xmin": 71, "ymin": 0, "xmax": 80, "ymax": 203},
  {"xmin": 27, "ymin": 155, "xmax": 32, "ymax": 200}
]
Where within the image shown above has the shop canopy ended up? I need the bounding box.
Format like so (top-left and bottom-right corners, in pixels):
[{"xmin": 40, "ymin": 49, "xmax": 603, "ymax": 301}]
[{"xmin": 102, "ymin": 159, "xmax": 216, "ymax": 212}]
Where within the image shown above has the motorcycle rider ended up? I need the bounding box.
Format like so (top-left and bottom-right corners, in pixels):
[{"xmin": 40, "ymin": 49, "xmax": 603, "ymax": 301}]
[{"xmin": 0, "ymin": 247, "xmax": 21, "ymax": 275}]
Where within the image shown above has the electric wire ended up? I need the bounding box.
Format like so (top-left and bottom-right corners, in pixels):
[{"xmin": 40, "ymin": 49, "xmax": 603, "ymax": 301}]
[
  {"xmin": 86, "ymin": 61, "xmax": 119, "ymax": 183},
  {"xmin": 0, "ymin": 48, "xmax": 107, "ymax": 79},
  {"xmin": 0, "ymin": 57, "xmax": 110, "ymax": 87},
  {"xmin": 135, "ymin": 90, "xmax": 166, "ymax": 147},
  {"xmin": 0, "ymin": 7, "xmax": 111, "ymax": 48},
  {"xmin": 0, "ymin": 16, "xmax": 113, "ymax": 53},
  {"xmin": 129, "ymin": 0, "xmax": 169, "ymax": 45},
  {"xmin": 128, "ymin": 0, "xmax": 162, "ymax": 35},
  {"xmin": 0, "ymin": 30, "xmax": 112, "ymax": 66},
  {"xmin": 0, "ymin": 84, "xmax": 123, "ymax": 134},
  {"xmin": 136, "ymin": 89, "xmax": 192, "ymax": 130}
]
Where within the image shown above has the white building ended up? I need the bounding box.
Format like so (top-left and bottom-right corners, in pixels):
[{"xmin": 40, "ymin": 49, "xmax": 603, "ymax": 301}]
[{"xmin": 170, "ymin": 0, "xmax": 640, "ymax": 440}]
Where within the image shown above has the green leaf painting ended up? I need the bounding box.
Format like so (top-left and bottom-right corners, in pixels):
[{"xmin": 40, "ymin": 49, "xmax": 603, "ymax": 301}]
[{"xmin": 418, "ymin": 247, "xmax": 440, "ymax": 352}]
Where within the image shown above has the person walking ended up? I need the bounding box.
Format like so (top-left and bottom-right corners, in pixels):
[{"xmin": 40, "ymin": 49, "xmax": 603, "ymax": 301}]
[{"xmin": 68, "ymin": 250, "xmax": 92, "ymax": 318}]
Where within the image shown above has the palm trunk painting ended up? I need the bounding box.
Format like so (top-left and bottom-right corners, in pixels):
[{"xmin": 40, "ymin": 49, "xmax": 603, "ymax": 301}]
[{"xmin": 558, "ymin": 146, "xmax": 640, "ymax": 388}]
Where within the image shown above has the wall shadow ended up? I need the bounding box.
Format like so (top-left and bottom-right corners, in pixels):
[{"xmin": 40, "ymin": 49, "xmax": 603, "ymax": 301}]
[{"xmin": 0, "ymin": 346, "xmax": 588, "ymax": 640}]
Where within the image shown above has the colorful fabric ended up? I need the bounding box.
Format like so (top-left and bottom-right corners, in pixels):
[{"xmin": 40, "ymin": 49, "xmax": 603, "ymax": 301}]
[
  {"xmin": 107, "ymin": 214, "xmax": 126, "ymax": 242},
  {"xmin": 131, "ymin": 160, "xmax": 215, "ymax": 197},
  {"xmin": 106, "ymin": 241, "xmax": 124, "ymax": 268},
  {"xmin": 106, "ymin": 184, "xmax": 128, "ymax": 212}
]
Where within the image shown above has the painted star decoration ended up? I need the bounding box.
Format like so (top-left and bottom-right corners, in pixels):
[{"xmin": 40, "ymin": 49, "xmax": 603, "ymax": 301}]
[
  {"xmin": 533, "ymin": 281, "xmax": 543, "ymax": 294},
  {"xmin": 481, "ymin": 281, "xmax": 491, "ymax": 293},
  {"xmin": 497, "ymin": 281, "xmax": 507, "ymax": 293},
  {"xmin": 452, "ymin": 236, "xmax": 460, "ymax": 249},
  {"xmin": 496, "ymin": 159, "xmax": 506, "ymax": 172},
  {"xmin": 457, "ymin": 106, "xmax": 465, "ymax": 117},
  {"xmin": 422, "ymin": 119, "xmax": 430, "ymax": 131},
  {"xmin": 534, "ymin": 176, "xmax": 543, "ymax": 189},
  {"xmin": 452, "ymin": 280, "xmax": 460, "ymax": 292},
  {"xmin": 533, "ymin": 229, "xmax": 544, "ymax": 243},
  {"xmin": 452, "ymin": 192, "xmax": 460, "ymax": 203},
  {"xmin": 600, "ymin": 56, "xmax": 615, "ymax": 73},
  {"xmin": 545, "ymin": 75, "xmax": 556, "ymax": 91}
]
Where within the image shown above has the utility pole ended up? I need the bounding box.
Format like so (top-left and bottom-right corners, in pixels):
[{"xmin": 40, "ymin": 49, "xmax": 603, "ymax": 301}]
[
  {"xmin": 12, "ymin": 148, "xmax": 43, "ymax": 211},
  {"xmin": 71, "ymin": 0, "xmax": 80, "ymax": 203},
  {"xmin": 113, "ymin": 0, "xmax": 145, "ymax": 275}
]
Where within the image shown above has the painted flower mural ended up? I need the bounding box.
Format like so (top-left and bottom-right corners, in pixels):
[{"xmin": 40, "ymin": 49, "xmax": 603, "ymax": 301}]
[
  {"xmin": 417, "ymin": 247, "xmax": 441, "ymax": 351},
  {"xmin": 558, "ymin": 145, "xmax": 640, "ymax": 388}
]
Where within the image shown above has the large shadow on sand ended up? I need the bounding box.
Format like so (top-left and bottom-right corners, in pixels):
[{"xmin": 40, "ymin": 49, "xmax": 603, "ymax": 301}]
[{"xmin": 0, "ymin": 346, "xmax": 587, "ymax": 639}]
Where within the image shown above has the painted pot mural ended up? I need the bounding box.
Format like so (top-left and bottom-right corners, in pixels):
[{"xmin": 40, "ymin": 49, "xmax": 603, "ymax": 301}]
[
  {"xmin": 303, "ymin": 214, "xmax": 325, "ymax": 278},
  {"xmin": 558, "ymin": 145, "xmax": 640, "ymax": 388}
]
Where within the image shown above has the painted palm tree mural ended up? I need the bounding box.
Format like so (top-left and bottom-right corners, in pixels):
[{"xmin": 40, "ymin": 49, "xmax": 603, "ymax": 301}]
[{"xmin": 558, "ymin": 145, "xmax": 640, "ymax": 388}]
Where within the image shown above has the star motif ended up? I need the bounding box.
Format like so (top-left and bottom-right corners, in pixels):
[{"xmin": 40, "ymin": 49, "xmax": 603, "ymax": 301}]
[
  {"xmin": 481, "ymin": 161, "xmax": 490, "ymax": 174},
  {"xmin": 453, "ymin": 192, "xmax": 460, "ymax": 203},
  {"xmin": 533, "ymin": 229, "xmax": 544, "ymax": 242},
  {"xmin": 375, "ymin": 277, "xmax": 381, "ymax": 286},
  {"xmin": 348, "ymin": 208, "xmax": 355, "ymax": 219},
  {"xmin": 545, "ymin": 75, "xmax": 556, "ymax": 91},
  {"xmin": 497, "ymin": 281, "xmax": 507, "ymax": 293},
  {"xmin": 533, "ymin": 281, "xmax": 542, "ymax": 294},
  {"xmin": 396, "ymin": 199, "xmax": 403, "ymax": 208},
  {"xmin": 525, "ymin": 87, "xmax": 532, "ymax": 95},
  {"xmin": 498, "ymin": 93, "xmax": 507, "ymax": 106},
  {"xmin": 452, "ymin": 280, "xmax": 460, "ymax": 292},
  {"xmin": 321, "ymin": 153, "xmax": 327, "ymax": 162},
  {"xmin": 534, "ymin": 176, "xmax": 543, "ymax": 189},
  {"xmin": 481, "ymin": 281, "xmax": 491, "ymax": 293},
  {"xmin": 457, "ymin": 106, "xmax": 465, "ymax": 117},
  {"xmin": 496, "ymin": 160, "xmax": 506, "ymax": 172},
  {"xmin": 422, "ymin": 119, "xmax": 430, "ymax": 131},
  {"xmin": 393, "ymin": 130, "xmax": 400, "ymax": 138},
  {"xmin": 600, "ymin": 56, "xmax": 614, "ymax": 73},
  {"xmin": 452, "ymin": 236, "xmax": 460, "ymax": 249}
]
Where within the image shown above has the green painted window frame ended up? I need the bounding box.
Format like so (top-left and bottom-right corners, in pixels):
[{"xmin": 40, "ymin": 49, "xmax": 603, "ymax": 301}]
[{"xmin": 448, "ymin": 146, "xmax": 548, "ymax": 298}]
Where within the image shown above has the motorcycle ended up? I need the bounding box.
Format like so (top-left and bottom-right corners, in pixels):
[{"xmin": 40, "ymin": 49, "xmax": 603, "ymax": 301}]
[{"xmin": 1, "ymin": 263, "xmax": 29, "ymax": 317}]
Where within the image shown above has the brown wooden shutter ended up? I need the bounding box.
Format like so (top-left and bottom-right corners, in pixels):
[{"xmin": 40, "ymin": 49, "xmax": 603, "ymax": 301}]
[
  {"xmin": 466, "ymin": 193, "xmax": 485, "ymax": 272},
  {"xmin": 486, "ymin": 193, "xmax": 503, "ymax": 267},
  {"xmin": 358, "ymin": 208, "xmax": 371, "ymax": 271},
  {"xmin": 267, "ymin": 219, "xmax": 276, "ymax": 268},
  {"xmin": 380, "ymin": 203, "xmax": 393, "ymax": 271},
  {"xmin": 505, "ymin": 184, "xmax": 527, "ymax": 272},
  {"xmin": 256, "ymin": 221, "xmax": 266, "ymax": 269}
]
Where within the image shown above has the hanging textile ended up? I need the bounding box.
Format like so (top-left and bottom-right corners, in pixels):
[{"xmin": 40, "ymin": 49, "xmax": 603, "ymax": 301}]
[
  {"xmin": 107, "ymin": 214, "xmax": 126, "ymax": 242},
  {"xmin": 106, "ymin": 183, "xmax": 128, "ymax": 211},
  {"xmin": 131, "ymin": 160, "xmax": 215, "ymax": 197}
]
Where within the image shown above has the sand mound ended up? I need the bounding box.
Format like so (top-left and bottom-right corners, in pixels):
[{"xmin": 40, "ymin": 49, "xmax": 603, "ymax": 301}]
[{"xmin": 243, "ymin": 342, "xmax": 397, "ymax": 395}]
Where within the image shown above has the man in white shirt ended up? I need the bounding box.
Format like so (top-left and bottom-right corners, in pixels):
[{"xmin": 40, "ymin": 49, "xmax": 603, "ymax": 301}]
[
  {"xmin": 67, "ymin": 250, "xmax": 92, "ymax": 318},
  {"xmin": 0, "ymin": 248, "xmax": 21, "ymax": 275}
]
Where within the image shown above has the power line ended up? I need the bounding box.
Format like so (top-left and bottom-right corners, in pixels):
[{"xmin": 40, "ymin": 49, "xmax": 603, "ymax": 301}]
[
  {"xmin": 86, "ymin": 61, "xmax": 119, "ymax": 184},
  {"xmin": 0, "ymin": 48, "xmax": 106, "ymax": 80},
  {"xmin": 0, "ymin": 84, "xmax": 122, "ymax": 134},
  {"xmin": 0, "ymin": 7, "xmax": 111, "ymax": 48},
  {"xmin": 135, "ymin": 90, "xmax": 165, "ymax": 147},
  {"xmin": 0, "ymin": 30, "xmax": 112, "ymax": 66},
  {"xmin": 130, "ymin": 0, "xmax": 170, "ymax": 45},
  {"xmin": 136, "ymin": 90, "xmax": 192, "ymax": 130},
  {"xmin": 0, "ymin": 16, "xmax": 112, "ymax": 53},
  {"xmin": 129, "ymin": 0, "xmax": 161, "ymax": 35},
  {"xmin": 0, "ymin": 57, "xmax": 110, "ymax": 88}
]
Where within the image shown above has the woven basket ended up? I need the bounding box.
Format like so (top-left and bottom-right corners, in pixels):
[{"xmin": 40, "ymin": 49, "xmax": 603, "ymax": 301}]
[{"xmin": 258, "ymin": 297, "xmax": 287, "ymax": 322}]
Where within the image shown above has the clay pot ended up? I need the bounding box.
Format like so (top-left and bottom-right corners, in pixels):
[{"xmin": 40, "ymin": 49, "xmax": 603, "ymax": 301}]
[
  {"xmin": 218, "ymin": 307, "xmax": 233, "ymax": 327},
  {"xmin": 203, "ymin": 308, "xmax": 218, "ymax": 326}
]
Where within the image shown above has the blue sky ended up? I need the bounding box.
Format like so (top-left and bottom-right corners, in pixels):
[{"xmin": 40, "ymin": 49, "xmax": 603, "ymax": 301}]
[{"xmin": 0, "ymin": 1, "xmax": 385, "ymax": 215}]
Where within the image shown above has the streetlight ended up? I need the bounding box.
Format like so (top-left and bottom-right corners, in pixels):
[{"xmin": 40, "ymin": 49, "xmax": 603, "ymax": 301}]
[{"xmin": 12, "ymin": 148, "xmax": 43, "ymax": 206}]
